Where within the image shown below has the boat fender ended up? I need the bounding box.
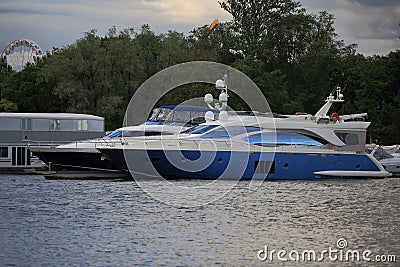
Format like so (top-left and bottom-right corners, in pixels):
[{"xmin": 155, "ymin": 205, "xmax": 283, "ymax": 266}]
[{"xmin": 331, "ymin": 112, "xmax": 339, "ymax": 122}]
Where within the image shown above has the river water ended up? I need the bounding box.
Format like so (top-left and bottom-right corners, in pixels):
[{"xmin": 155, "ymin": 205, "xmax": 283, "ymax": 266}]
[{"xmin": 0, "ymin": 175, "xmax": 399, "ymax": 266}]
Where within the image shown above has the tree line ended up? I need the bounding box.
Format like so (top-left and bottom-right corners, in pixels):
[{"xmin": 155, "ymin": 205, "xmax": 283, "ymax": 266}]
[{"xmin": 0, "ymin": 0, "xmax": 399, "ymax": 144}]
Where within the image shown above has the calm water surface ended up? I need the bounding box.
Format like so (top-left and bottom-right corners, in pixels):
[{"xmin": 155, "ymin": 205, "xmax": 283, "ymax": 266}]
[{"xmin": 0, "ymin": 175, "xmax": 399, "ymax": 266}]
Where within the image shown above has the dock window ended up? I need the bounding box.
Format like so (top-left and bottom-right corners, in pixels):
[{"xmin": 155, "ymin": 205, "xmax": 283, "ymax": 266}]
[
  {"xmin": 0, "ymin": 147, "xmax": 8, "ymax": 158},
  {"xmin": 77, "ymin": 119, "xmax": 88, "ymax": 131},
  {"xmin": 49, "ymin": 119, "xmax": 61, "ymax": 130},
  {"xmin": 21, "ymin": 118, "xmax": 32, "ymax": 130}
]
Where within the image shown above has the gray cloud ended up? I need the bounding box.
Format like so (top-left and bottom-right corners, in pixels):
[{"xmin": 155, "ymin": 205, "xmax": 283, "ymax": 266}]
[
  {"xmin": 0, "ymin": 0, "xmax": 398, "ymax": 56},
  {"xmin": 0, "ymin": 5, "xmax": 70, "ymax": 16},
  {"xmin": 299, "ymin": 0, "xmax": 399, "ymax": 55},
  {"xmin": 349, "ymin": 0, "xmax": 400, "ymax": 7}
]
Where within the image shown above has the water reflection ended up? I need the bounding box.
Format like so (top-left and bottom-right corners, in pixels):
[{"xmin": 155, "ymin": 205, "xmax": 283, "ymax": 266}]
[{"xmin": 0, "ymin": 176, "xmax": 398, "ymax": 266}]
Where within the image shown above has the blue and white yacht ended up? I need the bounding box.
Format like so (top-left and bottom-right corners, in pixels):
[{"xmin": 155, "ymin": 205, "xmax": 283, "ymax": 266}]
[{"xmin": 98, "ymin": 79, "xmax": 390, "ymax": 180}]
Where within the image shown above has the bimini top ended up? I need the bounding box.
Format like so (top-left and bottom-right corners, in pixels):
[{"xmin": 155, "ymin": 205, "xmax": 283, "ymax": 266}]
[
  {"xmin": 158, "ymin": 105, "xmax": 218, "ymax": 112},
  {"xmin": 147, "ymin": 105, "xmax": 219, "ymax": 125},
  {"xmin": 0, "ymin": 113, "xmax": 104, "ymax": 121}
]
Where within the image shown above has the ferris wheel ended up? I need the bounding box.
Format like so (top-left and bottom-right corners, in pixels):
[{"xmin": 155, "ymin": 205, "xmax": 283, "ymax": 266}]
[{"xmin": 1, "ymin": 38, "xmax": 43, "ymax": 72}]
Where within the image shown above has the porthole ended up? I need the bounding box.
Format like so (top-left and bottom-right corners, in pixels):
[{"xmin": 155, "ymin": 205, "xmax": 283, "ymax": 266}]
[{"xmin": 283, "ymin": 163, "xmax": 289, "ymax": 169}]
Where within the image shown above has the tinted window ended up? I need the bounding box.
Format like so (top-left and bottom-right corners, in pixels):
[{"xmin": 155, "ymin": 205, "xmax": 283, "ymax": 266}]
[
  {"xmin": 77, "ymin": 120, "xmax": 88, "ymax": 131},
  {"xmin": 182, "ymin": 125, "xmax": 218, "ymax": 134},
  {"xmin": 104, "ymin": 130, "xmax": 122, "ymax": 138},
  {"xmin": 336, "ymin": 132, "xmax": 359, "ymax": 146},
  {"xmin": 0, "ymin": 147, "xmax": 8, "ymax": 158},
  {"xmin": 201, "ymin": 126, "xmax": 261, "ymax": 139},
  {"xmin": 49, "ymin": 119, "xmax": 61, "ymax": 130},
  {"xmin": 245, "ymin": 132, "xmax": 323, "ymax": 146},
  {"xmin": 21, "ymin": 118, "xmax": 32, "ymax": 130}
]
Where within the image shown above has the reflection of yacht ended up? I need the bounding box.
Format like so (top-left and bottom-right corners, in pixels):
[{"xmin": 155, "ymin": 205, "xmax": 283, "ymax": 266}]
[
  {"xmin": 30, "ymin": 105, "xmax": 217, "ymax": 173},
  {"xmin": 98, "ymin": 80, "xmax": 390, "ymax": 180},
  {"xmin": 366, "ymin": 145, "xmax": 400, "ymax": 177}
]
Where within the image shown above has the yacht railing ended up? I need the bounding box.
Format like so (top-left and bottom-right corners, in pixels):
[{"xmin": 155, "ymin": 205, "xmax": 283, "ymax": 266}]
[
  {"xmin": 24, "ymin": 140, "xmax": 71, "ymax": 148},
  {"xmin": 93, "ymin": 138, "xmax": 124, "ymax": 148},
  {"xmin": 25, "ymin": 138, "xmax": 122, "ymax": 149}
]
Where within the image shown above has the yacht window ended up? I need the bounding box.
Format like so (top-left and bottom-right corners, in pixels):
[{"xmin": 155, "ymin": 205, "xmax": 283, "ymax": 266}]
[
  {"xmin": 21, "ymin": 118, "xmax": 32, "ymax": 131},
  {"xmin": 0, "ymin": 147, "xmax": 8, "ymax": 158},
  {"xmin": 77, "ymin": 119, "xmax": 88, "ymax": 131},
  {"xmin": 104, "ymin": 130, "xmax": 122, "ymax": 138},
  {"xmin": 122, "ymin": 131, "xmax": 162, "ymax": 137},
  {"xmin": 122, "ymin": 131, "xmax": 143, "ymax": 137},
  {"xmin": 201, "ymin": 126, "xmax": 261, "ymax": 139},
  {"xmin": 244, "ymin": 132, "xmax": 323, "ymax": 146},
  {"xmin": 145, "ymin": 131, "xmax": 166, "ymax": 136},
  {"xmin": 182, "ymin": 125, "xmax": 218, "ymax": 134},
  {"xmin": 148, "ymin": 108, "xmax": 173, "ymax": 122},
  {"xmin": 370, "ymin": 147, "xmax": 394, "ymax": 160},
  {"xmin": 191, "ymin": 111, "xmax": 205, "ymax": 121},
  {"xmin": 148, "ymin": 108, "xmax": 161, "ymax": 121},
  {"xmin": 158, "ymin": 108, "xmax": 173, "ymax": 121},
  {"xmin": 49, "ymin": 119, "xmax": 61, "ymax": 130},
  {"xmin": 187, "ymin": 117, "xmax": 205, "ymax": 126},
  {"xmin": 171, "ymin": 110, "xmax": 191, "ymax": 123},
  {"xmin": 148, "ymin": 107, "xmax": 216, "ymax": 125},
  {"xmin": 188, "ymin": 112, "xmax": 206, "ymax": 125},
  {"xmin": 144, "ymin": 121, "xmax": 163, "ymax": 125},
  {"xmin": 336, "ymin": 132, "xmax": 359, "ymax": 146}
]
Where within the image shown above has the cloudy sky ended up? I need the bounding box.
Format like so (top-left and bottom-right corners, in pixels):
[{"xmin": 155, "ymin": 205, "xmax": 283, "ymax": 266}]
[{"xmin": 0, "ymin": 0, "xmax": 399, "ymax": 56}]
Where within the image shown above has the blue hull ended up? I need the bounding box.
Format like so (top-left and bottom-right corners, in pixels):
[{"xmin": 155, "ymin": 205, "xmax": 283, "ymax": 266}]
[{"xmin": 100, "ymin": 148, "xmax": 382, "ymax": 180}]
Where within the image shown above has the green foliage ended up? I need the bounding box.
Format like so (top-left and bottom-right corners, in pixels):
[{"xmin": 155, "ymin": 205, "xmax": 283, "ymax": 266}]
[
  {"xmin": 220, "ymin": 0, "xmax": 302, "ymax": 56},
  {"xmin": 0, "ymin": 58, "xmax": 13, "ymax": 79},
  {"xmin": 38, "ymin": 25, "xmax": 185, "ymax": 129},
  {"xmin": 0, "ymin": 98, "xmax": 18, "ymax": 112},
  {"xmin": 0, "ymin": 1, "xmax": 398, "ymax": 144},
  {"xmin": 0, "ymin": 60, "xmax": 63, "ymax": 112}
]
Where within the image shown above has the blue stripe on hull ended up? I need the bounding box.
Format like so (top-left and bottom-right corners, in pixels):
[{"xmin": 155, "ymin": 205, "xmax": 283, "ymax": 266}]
[
  {"xmin": 149, "ymin": 151, "xmax": 381, "ymax": 180},
  {"xmin": 98, "ymin": 149, "xmax": 380, "ymax": 180},
  {"xmin": 101, "ymin": 148, "xmax": 382, "ymax": 180},
  {"xmin": 264, "ymin": 152, "xmax": 380, "ymax": 180}
]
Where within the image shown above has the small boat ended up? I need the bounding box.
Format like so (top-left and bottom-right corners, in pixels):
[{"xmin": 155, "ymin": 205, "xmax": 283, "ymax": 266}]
[
  {"xmin": 29, "ymin": 105, "xmax": 218, "ymax": 174},
  {"xmin": 98, "ymin": 78, "xmax": 390, "ymax": 180},
  {"xmin": 381, "ymin": 145, "xmax": 400, "ymax": 158},
  {"xmin": 366, "ymin": 145, "xmax": 400, "ymax": 177}
]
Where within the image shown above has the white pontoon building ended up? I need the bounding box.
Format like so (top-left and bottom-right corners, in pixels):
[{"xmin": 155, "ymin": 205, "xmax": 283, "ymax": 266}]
[{"xmin": 0, "ymin": 113, "xmax": 105, "ymax": 173}]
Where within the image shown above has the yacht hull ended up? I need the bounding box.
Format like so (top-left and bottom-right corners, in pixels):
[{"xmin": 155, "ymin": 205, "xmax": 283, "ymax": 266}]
[
  {"xmin": 100, "ymin": 148, "xmax": 389, "ymax": 180},
  {"xmin": 32, "ymin": 150, "xmax": 115, "ymax": 171}
]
